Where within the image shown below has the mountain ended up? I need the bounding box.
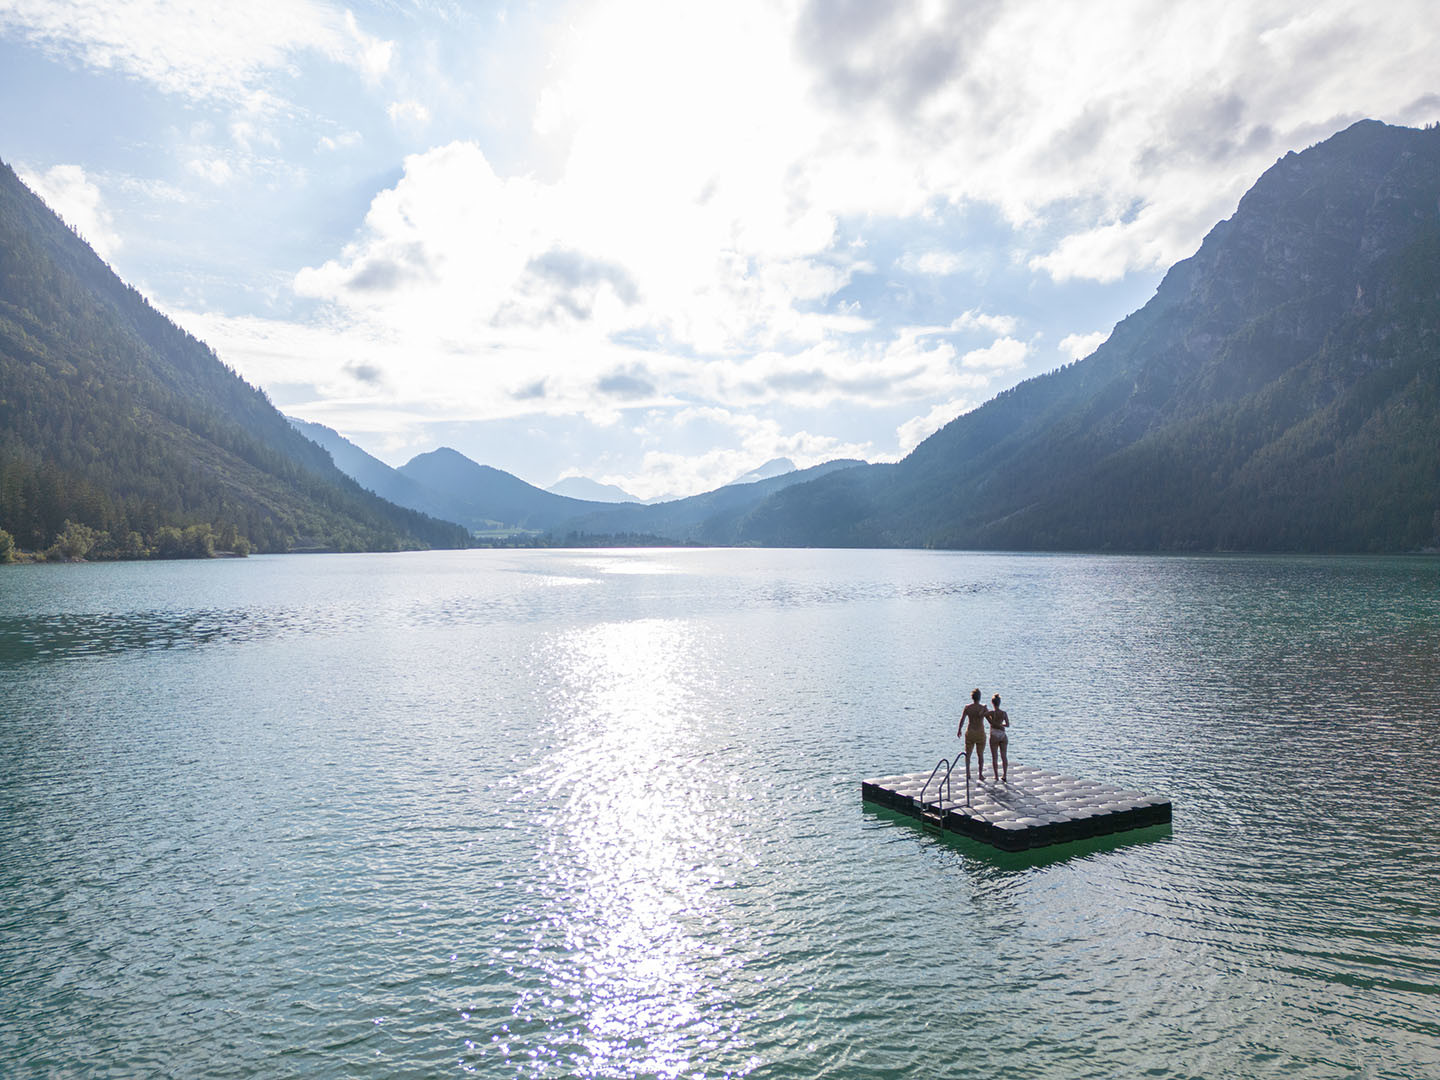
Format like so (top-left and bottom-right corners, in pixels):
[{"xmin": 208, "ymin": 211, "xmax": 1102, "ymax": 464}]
[
  {"xmin": 736, "ymin": 120, "xmax": 1440, "ymax": 553},
  {"xmin": 286, "ymin": 424, "xmax": 584, "ymax": 535},
  {"xmin": 287, "ymin": 416, "xmax": 461, "ymax": 523},
  {"xmin": 560, "ymin": 458, "xmax": 866, "ymax": 543},
  {"xmin": 546, "ymin": 475, "xmax": 639, "ymax": 503},
  {"xmin": 0, "ymin": 160, "xmax": 469, "ymax": 556},
  {"xmin": 300, "ymin": 426, "xmax": 858, "ymax": 541},
  {"xmin": 397, "ymin": 447, "xmax": 607, "ymax": 532},
  {"xmin": 730, "ymin": 457, "xmax": 795, "ymax": 486}
]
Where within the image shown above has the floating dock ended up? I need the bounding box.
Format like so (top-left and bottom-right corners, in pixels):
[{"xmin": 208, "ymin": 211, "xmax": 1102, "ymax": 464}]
[{"xmin": 861, "ymin": 762, "xmax": 1172, "ymax": 851}]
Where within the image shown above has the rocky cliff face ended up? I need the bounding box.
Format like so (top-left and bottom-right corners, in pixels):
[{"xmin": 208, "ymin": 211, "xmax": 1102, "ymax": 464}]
[
  {"xmin": 738, "ymin": 120, "xmax": 1440, "ymax": 552},
  {"xmin": 1060, "ymin": 120, "xmax": 1440, "ymax": 441}
]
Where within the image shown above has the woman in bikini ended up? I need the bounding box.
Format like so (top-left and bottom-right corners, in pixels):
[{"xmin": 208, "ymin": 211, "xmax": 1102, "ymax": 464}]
[
  {"xmin": 987, "ymin": 693, "xmax": 1009, "ymax": 783},
  {"xmin": 959, "ymin": 688, "xmax": 990, "ymax": 780}
]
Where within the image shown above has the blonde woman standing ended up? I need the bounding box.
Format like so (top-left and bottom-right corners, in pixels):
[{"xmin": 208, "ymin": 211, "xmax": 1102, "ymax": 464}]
[{"xmin": 987, "ymin": 693, "xmax": 1010, "ymax": 783}]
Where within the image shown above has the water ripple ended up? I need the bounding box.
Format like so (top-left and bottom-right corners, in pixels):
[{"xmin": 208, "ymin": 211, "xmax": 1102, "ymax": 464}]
[{"xmin": 2, "ymin": 551, "xmax": 1438, "ymax": 1077}]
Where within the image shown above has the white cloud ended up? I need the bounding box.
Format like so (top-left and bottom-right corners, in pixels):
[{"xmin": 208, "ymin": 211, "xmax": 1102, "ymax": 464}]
[
  {"xmin": 317, "ymin": 131, "xmax": 362, "ymax": 152},
  {"xmin": 1058, "ymin": 330, "xmax": 1108, "ymax": 361},
  {"xmin": 288, "ymin": 123, "xmax": 873, "ymax": 411},
  {"xmin": 899, "ymin": 250, "xmax": 968, "ymax": 275},
  {"xmin": 959, "ymin": 337, "xmax": 1029, "ymax": 372},
  {"xmin": 168, "ymin": 309, "xmax": 382, "ymax": 396},
  {"xmin": 792, "ymin": 0, "xmax": 1440, "ymax": 280},
  {"xmin": 229, "ymin": 119, "xmax": 280, "ymax": 152},
  {"xmin": 1027, "ymin": 197, "xmax": 1225, "ymax": 283},
  {"xmin": 344, "ymin": 9, "xmax": 392, "ymax": 82},
  {"xmin": 702, "ymin": 324, "xmax": 1005, "ymax": 414},
  {"xmin": 0, "ymin": 0, "xmax": 391, "ymax": 103},
  {"xmin": 186, "ymin": 157, "xmax": 235, "ymax": 185},
  {"xmin": 17, "ymin": 164, "xmax": 121, "ymax": 261},
  {"xmin": 950, "ymin": 309, "xmax": 1019, "ymax": 336},
  {"xmin": 387, "ymin": 100, "xmax": 431, "ymax": 129}
]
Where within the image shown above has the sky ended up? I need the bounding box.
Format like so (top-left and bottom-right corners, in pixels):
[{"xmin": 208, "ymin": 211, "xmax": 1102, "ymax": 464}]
[{"xmin": 2, "ymin": 1, "xmax": 1437, "ymax": 499}]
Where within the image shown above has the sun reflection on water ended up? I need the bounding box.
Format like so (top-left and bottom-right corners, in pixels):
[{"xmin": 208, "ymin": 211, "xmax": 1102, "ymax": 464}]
[{"xmin": 508, "ymin": 618, "xmax": 753, "ymax": 1078}]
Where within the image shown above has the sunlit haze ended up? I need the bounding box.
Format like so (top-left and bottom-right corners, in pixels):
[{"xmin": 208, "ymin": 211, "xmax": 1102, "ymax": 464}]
[{"xmin": 3, "ymin": 0, "xmax": 1436, "ymax": 498}]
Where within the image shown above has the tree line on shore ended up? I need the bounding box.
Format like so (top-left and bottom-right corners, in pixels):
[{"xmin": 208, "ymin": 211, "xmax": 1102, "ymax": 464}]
[{"xmin": 0, "ymin": 518, "xmax": 242, "ymax": 563}]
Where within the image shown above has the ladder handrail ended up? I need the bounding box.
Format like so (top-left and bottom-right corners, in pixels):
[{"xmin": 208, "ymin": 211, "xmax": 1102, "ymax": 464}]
[
  {"xmin": 941, "ymin": 755, "xmax": 970, "ymax": 808},
  {"xmin": 920, "ymin": 757, "xmax": 952, "ymax": 815}
]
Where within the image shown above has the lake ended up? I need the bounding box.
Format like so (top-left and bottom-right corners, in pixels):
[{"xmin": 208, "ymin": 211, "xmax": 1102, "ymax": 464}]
[{"xmin": 1, "ymin": 548, "xmax": 1438, "ymax": 1078}]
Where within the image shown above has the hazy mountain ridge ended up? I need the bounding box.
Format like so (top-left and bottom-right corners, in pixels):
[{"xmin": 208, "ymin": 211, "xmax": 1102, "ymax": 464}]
[
  {"xmin": 397, "ymin": 447, "xmax": 611, "ymax": 532},
  {"xmin": 546, "ymin": 476, "xmax": 640, "ymax": 503},
  {"xmin": 558, "ymin": 459, "xmax": 867, "ymax": 543},
  {"xmin": 736, "ymin": 120, "xmax": 1440, "ymax": 552},
  {"xmin": 288, "ymin": 422, "xmax": 613, "ymax": 532},
  {"xmin": 293, "ymin": 424, "xmax": 864, "ymax": 541},
  {"xmin": 287, "ymin": 417, "xmax": 467, "ymax": 524},
  {"xmin": 730, "ymin": 458, "xmax": 795, "ymax": 485},
  {"xmin": 0, "ymin": 161, "xmax": 469, "ymax": 556}
]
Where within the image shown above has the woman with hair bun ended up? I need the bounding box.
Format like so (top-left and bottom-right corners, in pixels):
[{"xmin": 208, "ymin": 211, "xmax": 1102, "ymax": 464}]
[{"xmin": 958, "ymin": 688, "xmax": 989, "ymax": 781}]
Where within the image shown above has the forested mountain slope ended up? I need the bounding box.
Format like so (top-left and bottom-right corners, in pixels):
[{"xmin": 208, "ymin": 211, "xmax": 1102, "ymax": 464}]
[
  {"xmin": 0, "ymin": 162, "xmax": 468, "ymax": 556},
  {"xmin": 739, "ymin": 120, "xmax": 1440, "ymax": 552}
]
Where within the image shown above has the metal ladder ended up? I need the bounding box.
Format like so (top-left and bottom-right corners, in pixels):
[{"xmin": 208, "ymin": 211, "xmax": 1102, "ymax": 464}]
[
  {"xmin": 916, "ymin": 754, "xmax": 975, "ymax": 834},
  {"xmin": 917, "ymin": 757, "xmax": 953, "ymax": 832}
]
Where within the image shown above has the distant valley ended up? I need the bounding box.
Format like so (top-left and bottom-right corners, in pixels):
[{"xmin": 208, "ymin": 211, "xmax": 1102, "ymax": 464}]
[{"xmin": 288, "ymin": 418, "xmax": 860, "ymax": 544}]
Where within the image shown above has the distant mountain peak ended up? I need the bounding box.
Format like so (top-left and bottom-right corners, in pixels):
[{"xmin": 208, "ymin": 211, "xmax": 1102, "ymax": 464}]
[
  {"xmin": 546, "ymin": 476, "xmax": 639, "ymax": 503},
  {"xmin": 730, "ymin": 457, "xmax": 795, "ymax": 486},
  {"xmin": 413, "ymin": 446, "xmax": 481, "ymax": 467}
]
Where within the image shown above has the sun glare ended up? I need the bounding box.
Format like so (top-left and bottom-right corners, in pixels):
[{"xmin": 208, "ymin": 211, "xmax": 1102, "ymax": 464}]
[{"xmin": 523, "ymin": 615, "xmax": 747, "ymax": 1073}]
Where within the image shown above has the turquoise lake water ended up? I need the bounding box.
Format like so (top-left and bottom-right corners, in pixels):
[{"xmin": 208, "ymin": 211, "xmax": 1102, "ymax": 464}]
[{"xmin": 1, "ymin": 548, "xmax": 1438, "ymax": 1078}]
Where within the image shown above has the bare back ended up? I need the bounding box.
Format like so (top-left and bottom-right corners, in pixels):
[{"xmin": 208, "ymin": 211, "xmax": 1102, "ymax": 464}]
[{"xmin": 960, "ymin": 701, "xmax": 988, "ymax": 735}]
